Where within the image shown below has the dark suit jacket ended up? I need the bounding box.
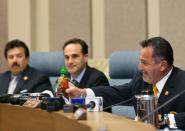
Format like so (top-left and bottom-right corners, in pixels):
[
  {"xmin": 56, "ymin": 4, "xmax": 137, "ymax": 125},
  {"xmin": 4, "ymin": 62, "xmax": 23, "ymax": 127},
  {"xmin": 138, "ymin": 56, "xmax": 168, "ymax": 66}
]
[
  {"xmin": 92, "ymin": 66, "xmax": 185, "ymax": 130},
  {"xmin": 0, "ymin": 65, "xmax": 53, "ymax": 95},
  {"xmin": 76, "ymin": 65, "xmax": 109, "ymax": 88}
]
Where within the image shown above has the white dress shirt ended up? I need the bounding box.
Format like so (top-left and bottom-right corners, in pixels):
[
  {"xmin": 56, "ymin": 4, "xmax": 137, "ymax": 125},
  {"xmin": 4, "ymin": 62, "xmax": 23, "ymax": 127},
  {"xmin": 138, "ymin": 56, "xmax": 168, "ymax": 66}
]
[{"xmin": 8, "ymin": 75, "xmax": 18, "ymax": 94}]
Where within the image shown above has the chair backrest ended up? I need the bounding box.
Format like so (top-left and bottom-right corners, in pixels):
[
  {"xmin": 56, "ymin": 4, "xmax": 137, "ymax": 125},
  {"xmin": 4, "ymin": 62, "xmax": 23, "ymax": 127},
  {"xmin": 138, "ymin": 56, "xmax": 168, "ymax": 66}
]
[
  {"xmin": 109, "ymin": 51, "xmax": 139, "ymax": 85},
  {"xmin": 29, "ymin": 51, "xmax": 64, "ymax": 89},
  {"xmin": 109, "ymin": 51, "xmax": 139, "ymax": 118}
]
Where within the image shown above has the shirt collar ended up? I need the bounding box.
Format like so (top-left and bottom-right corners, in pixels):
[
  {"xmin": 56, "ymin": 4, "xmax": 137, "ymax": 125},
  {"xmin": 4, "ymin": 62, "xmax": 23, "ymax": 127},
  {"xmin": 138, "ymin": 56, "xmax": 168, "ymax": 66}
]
[
  {"xmin": 11, "ymin": 72, "xmax": 22, "ymax": 81},
  {"xmin": 71, "ymin": 67, "xmax": 86, "ymax": 83},
  {"xmin": 156, "ymin": 67, "xmax": 173, "ymax": 96},
  {"xmin": 11, "ymin": 73, "xmax": 19, "ymax": 79}
]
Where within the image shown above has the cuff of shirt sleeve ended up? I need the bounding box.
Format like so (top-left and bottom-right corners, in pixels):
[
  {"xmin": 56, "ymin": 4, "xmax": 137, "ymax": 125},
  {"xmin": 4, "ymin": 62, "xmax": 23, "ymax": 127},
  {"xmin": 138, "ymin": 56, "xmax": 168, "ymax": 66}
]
[
  {"xmin": 85, "ymin": 88, "xmax": 95, "ymax": 97},
  {"xmin": 168, "ymin": 114, "xmax": 177, "ymax": 129}
]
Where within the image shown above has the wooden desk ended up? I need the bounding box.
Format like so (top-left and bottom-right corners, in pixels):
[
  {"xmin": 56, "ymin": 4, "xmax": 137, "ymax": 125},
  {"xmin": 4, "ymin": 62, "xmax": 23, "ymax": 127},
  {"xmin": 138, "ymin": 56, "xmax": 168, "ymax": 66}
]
[{"xmin": 0, "ymin": 103, "xmax": 156, "ymax": 131}]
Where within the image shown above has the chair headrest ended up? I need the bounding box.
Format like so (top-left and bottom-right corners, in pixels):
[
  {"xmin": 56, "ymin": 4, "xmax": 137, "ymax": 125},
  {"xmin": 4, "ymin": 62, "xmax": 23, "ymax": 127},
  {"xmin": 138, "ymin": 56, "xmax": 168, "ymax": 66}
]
[
  {"xmin": 109, "ymin": 51, "xmax": 139, "ymax": 78},
  {"xmin": 29, "ymin": 52, "xmax": 64, "ymax": 76}
]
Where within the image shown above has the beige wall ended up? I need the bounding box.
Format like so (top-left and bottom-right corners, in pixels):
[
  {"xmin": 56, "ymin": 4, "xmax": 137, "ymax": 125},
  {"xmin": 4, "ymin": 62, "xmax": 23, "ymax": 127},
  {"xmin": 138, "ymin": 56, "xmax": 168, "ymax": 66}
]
[
  {"xmin": 105, "ymin": 0, "xmax": 147, "ymax": 57},
  {"xmin": 0, "ymin": 0, "xmax": 8, "ymax": 72},
  {"xmin": 160, "ymin": 0, "xmax": 185, "ymax": 68},
  {"xmin": 1, "ymin": 0, "xmax": 185, "ymax": 71},
  {"xmin": 50, "ymin": 0, "xmax": 92, "ymax": 55}
]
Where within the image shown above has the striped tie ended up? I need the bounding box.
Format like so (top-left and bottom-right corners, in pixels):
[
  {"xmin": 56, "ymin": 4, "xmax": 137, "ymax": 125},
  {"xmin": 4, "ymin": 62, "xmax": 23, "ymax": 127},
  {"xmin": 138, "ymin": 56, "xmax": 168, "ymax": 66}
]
[
  {"xmin": 72, "ymin": 79, "xmax": 79, "ymax": 87},
  {"xmin": 153, "ymin": 84, "xmax": 158, "ymax": 96}
]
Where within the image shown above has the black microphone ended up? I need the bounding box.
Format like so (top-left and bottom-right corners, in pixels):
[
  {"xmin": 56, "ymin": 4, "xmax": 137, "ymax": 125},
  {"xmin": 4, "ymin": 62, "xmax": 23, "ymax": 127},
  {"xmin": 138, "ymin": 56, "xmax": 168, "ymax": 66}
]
[
  {"xmin": 0, "ymin": 94, "xmax": 12, "ymax": 103},
  {"xmin": 0, "ymin": 94, "xmax": 28, "ymax": 105},
  {"xmin": 86, "ymin": 101, "xmax": 96, "ymax": 109},
  {"xmin": 141, "ymin": 88, "xmax": 185, "ymax": 121},
  {"xmin": 103, "ymin": 95, "xmax": 135, "ymax": 111},
  {"xmin": 0, "ymin": 93, "xmax": 51, "ymax": 105},
  {"xmin": 63, "ymin": 102, "xmax": 95, "ymax": 113},
  {"xmin": 70, "ymin": 102, "xmax": 96, "ymax": 111}
]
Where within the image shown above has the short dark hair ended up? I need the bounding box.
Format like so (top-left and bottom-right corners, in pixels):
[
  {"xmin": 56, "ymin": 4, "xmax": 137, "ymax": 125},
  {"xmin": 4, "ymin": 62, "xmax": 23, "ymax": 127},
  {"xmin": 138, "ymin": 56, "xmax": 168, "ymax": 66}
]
[
  {"xmin": 140, "ymin": 37, "xmax": 174, "ymax": 65},
  {"xmin": 63, "ymin": 38, "xmax": 88, "ymax": 55},
  {"xmin": 4, "ymin": 39, "xmax": 30, "ymax": 59}
]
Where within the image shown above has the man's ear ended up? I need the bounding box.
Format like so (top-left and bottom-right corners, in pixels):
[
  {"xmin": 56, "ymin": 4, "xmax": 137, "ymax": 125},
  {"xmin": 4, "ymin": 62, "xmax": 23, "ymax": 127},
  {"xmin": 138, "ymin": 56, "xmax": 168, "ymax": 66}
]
[
  {"xmin": 84, "ymin": 54, "xmax": 88, "ymax": 62},
  {"xmin": 160, "ymin": 60, "xmax": 168, "ymax": 71}
]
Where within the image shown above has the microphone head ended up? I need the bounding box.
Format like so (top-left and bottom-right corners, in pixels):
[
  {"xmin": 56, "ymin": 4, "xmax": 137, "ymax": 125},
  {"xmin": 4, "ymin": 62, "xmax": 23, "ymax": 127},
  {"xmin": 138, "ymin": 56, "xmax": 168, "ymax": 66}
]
[
  {"xmin": 85, "ymin": 97, "xmax": 103, "ymax": 112},
  {"xmin": 0, "ymin": 94, "xmax": 12, "ymax": 103},
  {"xmin": 40, "ymin": 96, "xmax": 65, "ymax": 112},
  {"xmin": 86, "ymin": 101, "xmax": 96, "ymax": 109}
]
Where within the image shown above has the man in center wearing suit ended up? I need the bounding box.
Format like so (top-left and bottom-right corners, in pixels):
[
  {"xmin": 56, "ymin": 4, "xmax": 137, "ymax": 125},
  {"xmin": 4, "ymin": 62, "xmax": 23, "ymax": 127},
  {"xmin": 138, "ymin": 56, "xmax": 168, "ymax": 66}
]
[
  {"xmin": 66, "ymin": 37, "xmax": 185, "ymax": 130},
  {"xmin": 0, "ymin": 39, "xmax": 53, "ymax": 96},
  {"xmin": 62, "ymin": 38, "xmax": 109, "ymax": 89}
]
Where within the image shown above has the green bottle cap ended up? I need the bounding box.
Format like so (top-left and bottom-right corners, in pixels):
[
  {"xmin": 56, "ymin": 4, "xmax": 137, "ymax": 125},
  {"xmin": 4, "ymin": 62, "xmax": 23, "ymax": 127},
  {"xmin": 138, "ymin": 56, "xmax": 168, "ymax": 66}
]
[{"xmin": 60, "ymin": 67, "xmax": 68, "ymax": 75}]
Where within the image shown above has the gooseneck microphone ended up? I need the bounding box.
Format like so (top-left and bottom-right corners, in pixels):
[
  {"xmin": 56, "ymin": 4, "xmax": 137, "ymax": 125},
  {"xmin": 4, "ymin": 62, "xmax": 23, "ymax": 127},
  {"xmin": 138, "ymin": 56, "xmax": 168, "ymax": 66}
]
[
  {"xmin": 141, "ymin": 88, "xmax": 185, "ymax": 121},
  {"xmin": 103, "ymin": 95, "xmax": 135, "ymax": 111}
]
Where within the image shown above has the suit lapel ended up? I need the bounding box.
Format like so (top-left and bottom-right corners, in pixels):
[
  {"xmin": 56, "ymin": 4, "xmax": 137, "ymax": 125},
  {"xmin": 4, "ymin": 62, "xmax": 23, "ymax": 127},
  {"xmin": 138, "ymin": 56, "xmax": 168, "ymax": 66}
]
[
  {"xmin": 78, "ymin": 66, "xmax": 89, "ymax": 88},
  {"xmin": 13, "ymin": 66, "xmax": 31, "ymax": 94},
  {"xmin": 14, "ymin": 75, "xmax": 27, "ymax": 94},
  {"xmin": 1, "ymin": 72, "xmax": 11, "ymax": 94},
  {"xmin": 158, "ymin": 85, "xmax": 174, "ymax": 105},
  {"xmin": 158, "ymin": 68, "xmax": 176, "ymax": 105}
]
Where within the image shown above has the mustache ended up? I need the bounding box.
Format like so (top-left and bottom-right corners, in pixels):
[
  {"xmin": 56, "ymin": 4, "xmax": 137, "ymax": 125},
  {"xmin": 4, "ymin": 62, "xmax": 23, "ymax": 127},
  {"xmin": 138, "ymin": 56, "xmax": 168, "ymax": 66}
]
[{"xmin": 11, "ymin": 63, "xmax": 20, "ymax": 68}]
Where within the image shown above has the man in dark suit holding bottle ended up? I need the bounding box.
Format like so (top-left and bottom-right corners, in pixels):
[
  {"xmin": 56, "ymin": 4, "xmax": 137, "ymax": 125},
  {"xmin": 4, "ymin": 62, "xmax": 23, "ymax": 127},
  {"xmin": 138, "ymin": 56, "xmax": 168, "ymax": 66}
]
[
  {"xmin": 0, "ymin": 39, "xmax": 53, "ymax": 96},
  {"xmin": 63, "ymin": 38, "xmax": 109, "ymax": 89},
  {"xmin": 66, "ymin": 37, "xmax": 185, "ymax": 130}
]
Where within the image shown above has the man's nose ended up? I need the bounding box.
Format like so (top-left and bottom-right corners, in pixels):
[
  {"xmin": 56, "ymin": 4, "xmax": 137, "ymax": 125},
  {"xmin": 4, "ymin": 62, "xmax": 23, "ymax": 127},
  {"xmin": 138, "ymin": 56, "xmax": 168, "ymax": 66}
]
[
  {"xmin": 12, "ymin": 56, "xmax": 18, "ymax": 62},
  {"xmin": 68, "ymin": 57, "xmax": 74, "ymax": 63}
]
